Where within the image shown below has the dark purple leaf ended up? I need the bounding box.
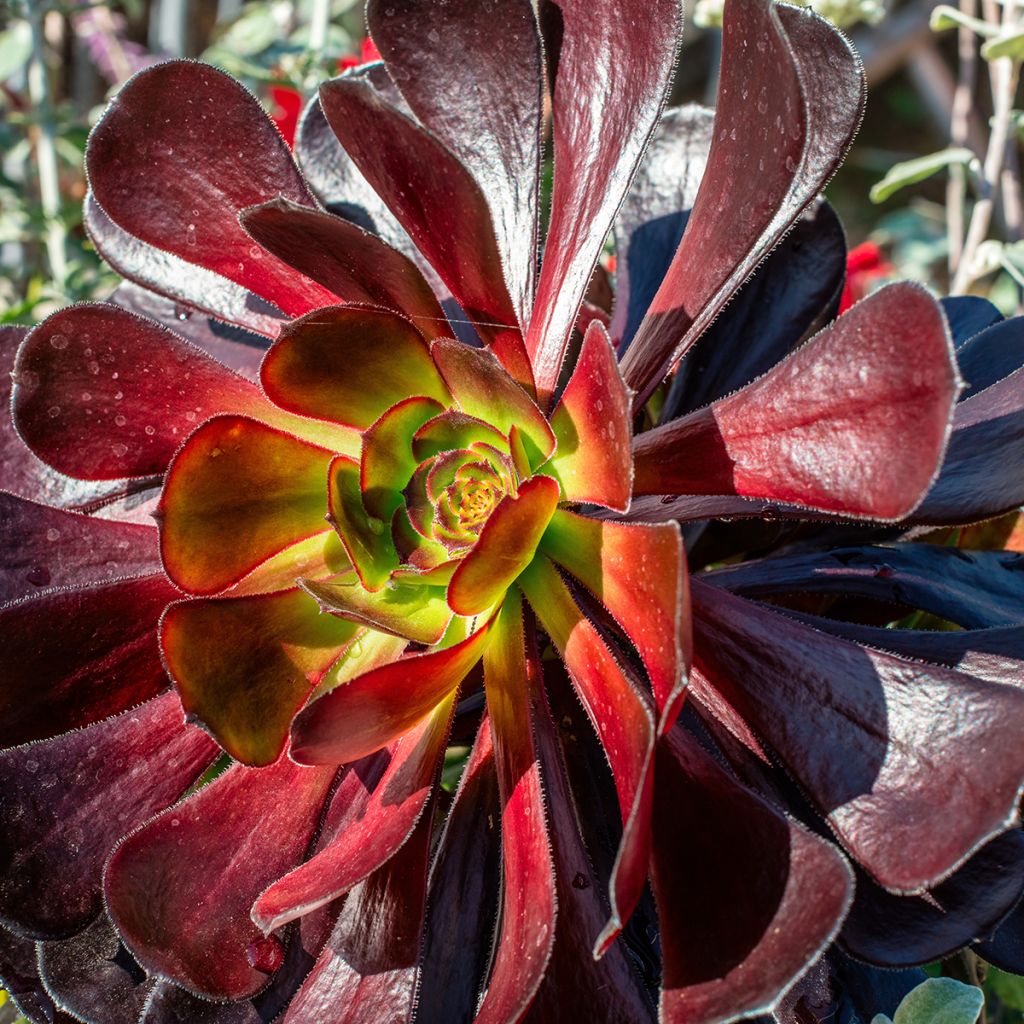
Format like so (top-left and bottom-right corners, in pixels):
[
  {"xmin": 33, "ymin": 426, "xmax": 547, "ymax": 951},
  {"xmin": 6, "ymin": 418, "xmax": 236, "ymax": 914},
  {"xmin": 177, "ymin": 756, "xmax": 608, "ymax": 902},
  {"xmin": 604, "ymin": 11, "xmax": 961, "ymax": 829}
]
[
  {"xmin": 840, "ymin": 829, "xmax": 1024, "ymax": 967},
  {"xmin": 707, "ymin": 544, "xmax": 1024, "ymax": 628},
  {"xmin": 956, "ymin": 317, "xmax": 1024, "ymax": 399},
  {"xmin": 87, "ymin": 62, "xmax": 336, "ymax": 318},
  {"xmin": 38, "ymin": 915, "xmax": 156, "ymax": 1024},
  {"xmin": 653, "ymin": 727, "xmax": 852, "ymax": 1024},
  {"xmin": 0, "ymin": 925, "xmax": 77, "ymax": 1024},
  {"xmin": 942, "ymin": 295, "xmax": 1003, "ymax": 346},
  {"xmin": 0, "ymin": 574, "xmax": 179, "ymax": 747},
  {"xmin": 0, "ymin": 692, "xmax": 217, "ymax": 939},
  {"xmin": 525, "ymin": 662, "xmax": 658, "ymax": 1024},
  {"xmin": 976, "ymin": 891, "xmax": 1024, "ymax": 972},
  {"xmin": 0, "ymin": 493, "xmax": 158, "ymax": 604},
  {"xmin": 368, "ymin": 0, "xmax": 542, "ymax": 327},
  {"xmin": 691, "ymin": 579, "xmax": 1024, "ymax": 892},
  {"xmin": 414, "ymin": 718, "xmax": 501, "ymax": 1023},
  {"xmin": 140, "ymin": 983, "xmax": 260, "ymax": 1024},
  {"xmin": 913, "ymin": 365, "xmax": 1024, "ymax": 525},
  {"xmin": 621, "ymin": 0, "xmax": 864, "ymax": 405},
  {"xmin": 661, "ymin": 201, "xmax": 846, "ymax": 419},
  {"xmin": 527, "ymin": 0, "xmax": 682, "ymax": 402}
]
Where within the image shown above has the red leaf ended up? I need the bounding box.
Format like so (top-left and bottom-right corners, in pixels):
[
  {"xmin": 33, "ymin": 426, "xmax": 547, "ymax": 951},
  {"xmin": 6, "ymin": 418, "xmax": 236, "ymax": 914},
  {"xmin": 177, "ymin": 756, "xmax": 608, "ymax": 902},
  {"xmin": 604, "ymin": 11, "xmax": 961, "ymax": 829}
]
[
  {"xmin": 526, "ymin": 0, "xmax": 682, "ymax": 403},
  {"xmin": 633, "ymin": 285, "xmax": 960, "ymax": 520},
  {"xmin": 253, "ymin": 690, "xmax": 455, "ymax": 931},
  {"xmin": 519, "ymin": 557, "xmax": 655, "ymax": 954},
  {"xmin": 87, "ymin": 62, "xmax": 336, "ymax": 317},
  {"xmin": 475, "ymin": 593, "xmax": 556, "ymax": 1023},
  {"xmin": 105, "ymin": 757, "xmax": 336, "ymax": 999},
  {"xmin": 621, "ymin": 0, "xmax": 864, "ymax": 404}
]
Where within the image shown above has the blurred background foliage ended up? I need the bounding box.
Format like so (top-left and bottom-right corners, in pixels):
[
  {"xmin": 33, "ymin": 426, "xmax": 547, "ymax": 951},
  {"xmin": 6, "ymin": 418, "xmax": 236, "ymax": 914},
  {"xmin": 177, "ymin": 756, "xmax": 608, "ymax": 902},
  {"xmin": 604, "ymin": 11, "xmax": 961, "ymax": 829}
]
[{"xmin": 1, "ymin": 0, "xmax": 1024, "ymax": 1020}]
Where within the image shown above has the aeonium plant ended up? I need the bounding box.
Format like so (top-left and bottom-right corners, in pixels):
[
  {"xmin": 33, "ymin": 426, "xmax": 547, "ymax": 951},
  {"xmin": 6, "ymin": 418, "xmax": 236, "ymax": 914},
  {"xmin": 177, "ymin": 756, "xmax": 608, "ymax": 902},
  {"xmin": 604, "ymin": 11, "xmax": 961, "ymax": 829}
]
[{"xmin": 4, "ymin": 0, "xmax": 1024, "ymax": 1021}]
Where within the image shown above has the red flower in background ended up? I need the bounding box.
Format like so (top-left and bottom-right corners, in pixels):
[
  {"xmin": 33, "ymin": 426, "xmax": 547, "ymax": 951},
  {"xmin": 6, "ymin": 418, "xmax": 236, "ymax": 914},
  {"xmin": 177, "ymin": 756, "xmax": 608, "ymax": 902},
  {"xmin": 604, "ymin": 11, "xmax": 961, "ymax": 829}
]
[
  {"xmin": 271, "ymin": 37, "xmax": 382, "ymax": 146},
  {"xmin": 839, "ymin": 239, "xmax": 895, "ymax": 312}
]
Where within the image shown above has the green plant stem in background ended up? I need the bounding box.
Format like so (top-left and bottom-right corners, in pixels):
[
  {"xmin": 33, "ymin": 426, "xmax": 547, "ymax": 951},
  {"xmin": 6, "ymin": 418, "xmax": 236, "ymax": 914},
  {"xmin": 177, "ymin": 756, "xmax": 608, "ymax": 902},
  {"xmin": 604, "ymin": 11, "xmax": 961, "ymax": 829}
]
[
  {"xmin": 308, "ymin": 0, "xmax": 330, "ymax": 54},
  {"xmin": 26, "ymin": 0, "xmax": 67, "ymax": 292},
  {"xmin": 948, "ymin": 0, "xmax": 978, "ymax": 274}
]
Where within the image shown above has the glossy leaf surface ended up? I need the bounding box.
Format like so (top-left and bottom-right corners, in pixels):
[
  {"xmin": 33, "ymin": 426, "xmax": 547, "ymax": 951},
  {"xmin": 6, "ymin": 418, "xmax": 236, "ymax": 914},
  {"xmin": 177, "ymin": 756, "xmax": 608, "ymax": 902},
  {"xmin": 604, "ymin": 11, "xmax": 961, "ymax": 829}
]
[
  {"xmin": 291, "ymin": 614, "xmax": 496, "ymax": 764},
  {"xmin": 0, "ymin": 693, "xmax": 217, "ymax": 939},
  {"xmin": 88, "ymin": 62, "xmax": 335, "ymax": 317},
  {"xmin": 547, "ymin": 322, "xmax": 633, "ymax": 511},
  {"xmin": 105, "ymin": 757, "xmax": 336, "ymax": 999},
  {"xmin": 158, "ymin": 416, "xmax": 335, "ymax": 595},
  {"xmin": 633, "ymin": 285, "xmax": 959, "ymax": 520},
  {"xmin": 691, "ymin": 580, "xmax": 1024, "ymax": 892},
  {"xmin": 162, "ymin": 588, "xmax": 359, "ymax": 765}
]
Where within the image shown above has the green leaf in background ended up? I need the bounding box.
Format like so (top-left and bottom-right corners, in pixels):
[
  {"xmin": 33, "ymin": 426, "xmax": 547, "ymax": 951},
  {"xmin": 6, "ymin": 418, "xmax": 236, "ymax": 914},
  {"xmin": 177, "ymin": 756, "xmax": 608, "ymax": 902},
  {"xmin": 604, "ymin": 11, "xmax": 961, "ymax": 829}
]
[
  {"xmin": 982, "ymin": 28, "xmax": 1024, "ymax": 61},
  {"xmin": 986, "ymin": 966, "xmax": 1024, "ymax": 1013},
  {"xmin": 0, "ymin": 21, "xmax": 32, "ymax": 82},
  {"xmin": 870, "ymin": 978, "xmax": 984, "ymax": 1024},
  {"xmin": 930, "ymin": 5, "xmax": 999, "ymax": 36},
  {"xmin": 870, "ymin": 147, "xmax": 979, "ymax": 203}
]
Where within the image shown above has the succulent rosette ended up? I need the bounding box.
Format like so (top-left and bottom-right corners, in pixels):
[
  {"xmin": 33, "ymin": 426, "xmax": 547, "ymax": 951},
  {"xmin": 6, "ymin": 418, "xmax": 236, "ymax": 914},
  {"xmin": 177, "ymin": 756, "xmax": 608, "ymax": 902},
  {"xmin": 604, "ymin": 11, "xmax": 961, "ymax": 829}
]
[{"xmin": 5, "ymin": 0, "xmax": 1024, "ymax": 1022}]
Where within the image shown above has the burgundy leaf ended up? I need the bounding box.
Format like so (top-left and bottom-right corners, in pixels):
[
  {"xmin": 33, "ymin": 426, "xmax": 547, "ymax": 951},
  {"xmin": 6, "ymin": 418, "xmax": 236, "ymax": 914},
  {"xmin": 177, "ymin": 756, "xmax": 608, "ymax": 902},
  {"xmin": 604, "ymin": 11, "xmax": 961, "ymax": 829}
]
[
  {"xmin": 13, "ymin": 304, "xmax": 264, "ymax": 480},
  {"xmin": 691, "ymin": 579, "xmax": 1024, "ymax": 892},
  {"xmin": 85, "ymin": 193, "xmax": 287, "ymax": 340},
  {"xmin": 414, "ymin": 717, "xmax": 502, "ymax": 1023},
  {"xmin": 281, "ymin": 797, "xmax": 434, "ymax": 1023},
  {"xmin": 527, "ymin": 0, "xmax": 682, "ymax": 402},
  {"xmin": 610, "ymin": 104, "xmax": 714, "ymax": 350},
  {"xmin": 653, "ymin": 727, "xmax": 852, "ymax": 1024},
  {"xmin": 0, "ymin": 925, "xmax": 78, "ymax": 1024},
  {"xmin": 840, "ymin": 830, "xmax": 1024, "ymax": 967},
  {"xmin": 317, "ymin": 76, "xmax": 532, "ymax": 385},
  {"xmin": 140, "ymin": 983, "xmax": 261, "ymax": 1024},
  {"xmin": 368, "ymin": 0, "xmax": 542, "ymax": 327},
  {"xmin": 633, "ymin": 284, "xmax": 959, "ymax": 520},
  {"xmin": 0, "ymin": 493, "xmax": 158, "ymax": 604},
  {"xmin": 1, "ymin": 326, "xmax": 143, "ymax": 514},
  {"xmin": 110, "ymin": 282, "xmax": 270, "ymax": 379},
  {"xmin": 252, "ymin": 690, "xmax": 455, "ymax": 931},
  {"xmin": 520, "ymin": 557, "xmax": 656, "ymax": 955},
  {"xmin": 913, "ymin": 365, "xmax": 1024, "ymax": 525},
  {"xmin": 525, "ymin": 663, "xmax": 657, "ymax": 1024},
  {"xmin": 708, "ymin": 544, "xmax": 1024, "ymax": 629},
  {"xmin": 0, "ymin": 574, "xmax": 178, "ymax": 747},
  {"xmin": 240, "ymin": 199, "xmax": 449, "ymax": 339},
  {"xmin": 87, "ymin": 62, "xmax": 336, "ymax": 317},
  {"xmin": 662, "ymin": 201, "xmax": 847, "ymax": 419},
  {"xmin": 105, "ymin": 757, "xmax": 336, "ymax": 999},
  {"xmin": 0, "ymin": 692, "xmax": 217, "ymax": 939},
  {"xmin": 475, "ymin": 594, "xmax": 556, "ymax": 1023},
  {"xmin": 38, "ymin": 915, "xmax": 156, "ymax": 1024},
  {"xmin": 621, "ymin": 0, "xmax": 864, "ymax": 404}
]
